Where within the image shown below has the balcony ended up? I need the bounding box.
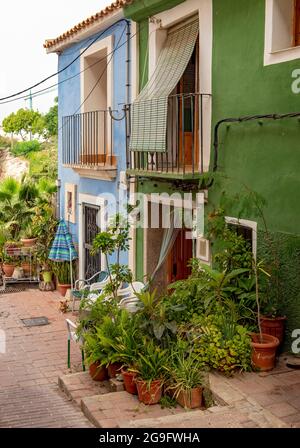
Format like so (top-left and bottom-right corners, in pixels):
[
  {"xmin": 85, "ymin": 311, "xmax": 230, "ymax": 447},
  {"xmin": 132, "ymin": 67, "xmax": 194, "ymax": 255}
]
[
  {"xmin": 62, "ymin": 110, "xmax": 117, "ymax": 180},
  {"xmin": 126, "ymin": 93, "xmax": 207, "ymax": 180}
]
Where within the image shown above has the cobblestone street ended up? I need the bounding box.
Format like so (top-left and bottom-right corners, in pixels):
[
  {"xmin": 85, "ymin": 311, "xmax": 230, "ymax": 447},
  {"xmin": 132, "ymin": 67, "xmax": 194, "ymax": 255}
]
[{"xmin": 0, "ymin": 289, "xmax": 92, "ymax": 428}]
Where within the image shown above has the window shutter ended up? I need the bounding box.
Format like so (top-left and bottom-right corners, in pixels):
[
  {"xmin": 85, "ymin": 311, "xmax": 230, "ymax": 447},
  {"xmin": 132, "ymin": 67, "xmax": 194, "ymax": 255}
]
[{"xmin": 129, "ymin": 18, "xmax": 199, "ymax": 153}]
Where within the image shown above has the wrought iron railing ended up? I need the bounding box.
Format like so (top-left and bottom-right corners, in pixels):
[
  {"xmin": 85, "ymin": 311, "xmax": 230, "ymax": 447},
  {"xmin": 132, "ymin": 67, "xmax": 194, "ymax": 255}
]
[
  {"xmin": 126, "ymin": 93, "xmax": 208, "ymax": 176},
  {"xmin": 62, "ymin": 110, "xmax": 114, "ymax": 167}
]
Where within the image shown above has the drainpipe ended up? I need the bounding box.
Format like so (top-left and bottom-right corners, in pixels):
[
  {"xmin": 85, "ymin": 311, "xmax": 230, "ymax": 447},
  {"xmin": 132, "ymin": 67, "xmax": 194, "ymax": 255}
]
[
  {"xmin": 55, "ymin": 178, "xmax": 61, "ymax": 219},
  {"xmin": 125, "ymin": 19, "xmax": 131, "ymax": 106}
]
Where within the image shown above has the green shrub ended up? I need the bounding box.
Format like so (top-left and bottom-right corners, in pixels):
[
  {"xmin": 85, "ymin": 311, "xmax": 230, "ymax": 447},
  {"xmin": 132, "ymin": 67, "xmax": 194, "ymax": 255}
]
[
  {"xmin": 0, "ymin": 135, "xmax": 12, "ymax": 149},
  {"xmin": 183, "ymin": 314, "xmax": 252, "ymax": 375},
  {"xmin": 11, "ymin": 139, "xmax": 41, "ymax": 156}
]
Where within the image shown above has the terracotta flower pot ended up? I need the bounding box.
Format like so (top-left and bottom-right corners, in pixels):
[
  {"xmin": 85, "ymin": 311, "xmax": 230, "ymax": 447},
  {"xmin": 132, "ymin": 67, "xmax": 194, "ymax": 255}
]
[
  {"xmin": 42, "ymin": 271, "xmax": 53, "ymax": 283},
  {"xmin": 107, "ymin": 362, "xmax": 122, "ymax": 378},
  {"xmin": 136, "ymin": 379, "xmax": 162, "ymax": 405},
  {"xmin": 260, "ymin": 316, "xmax": 286, "ymax": 346},
  {"xmin": 89, "ymin": 362, "xmax": 108, "ymax": 381},
  {"xmin": 122, "ymin": 368, "xmax": 137, "ymax": 395},
  {"xmin": 57, "ymin": 283, "xmax": 71, "ymax": 297},
  {"xmin": 250, "ymin": 333, "xmax": 280, "ymax": 372},
  {"xmin": 176, "ymin": 387, "xmax": 203, "ymax": 409},
  {"xmin": 2, "ymin": 263, "xmax": 16, "ymax": 277},
  {"xmin": 21, "ymin": 263, "xmax": 32, "ymax": 276},
  {"xmin": 21, "ymin": 237, "xmax": 38, "ymax": 247}
]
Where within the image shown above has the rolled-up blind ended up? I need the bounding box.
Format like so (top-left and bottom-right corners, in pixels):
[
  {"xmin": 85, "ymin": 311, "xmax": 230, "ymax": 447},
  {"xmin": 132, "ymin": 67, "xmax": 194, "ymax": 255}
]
[{"xmin": 130, "ymin": 18, "xmax": 199, "ymax": 153}]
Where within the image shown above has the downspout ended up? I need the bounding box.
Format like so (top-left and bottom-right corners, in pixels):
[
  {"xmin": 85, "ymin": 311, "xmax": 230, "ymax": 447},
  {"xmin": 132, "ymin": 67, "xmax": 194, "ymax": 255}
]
[{"xmin": 125, "ymin": 19, "xmax": 131, "ymax": 106}]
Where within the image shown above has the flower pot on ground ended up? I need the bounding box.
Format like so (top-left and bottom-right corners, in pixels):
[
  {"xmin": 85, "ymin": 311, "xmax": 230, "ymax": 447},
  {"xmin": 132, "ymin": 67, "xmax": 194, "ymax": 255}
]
[
  {"xmin": 89, "ymin": 361, "xmax": 108, "ymax": 381},
  {"xmin": 42, "ymin": 271, "xmax": 53, "ymax": 283},
  {"xmin": 166, "ymin": 351, "xmax": 205, "ymax": 409},
  {"xmin": 136, "ymin": 379, "xmax": 162, "ymax": 405},
  {"xmin": 176, "ymin": 387, "xmax": 203, "ymax": 409},
  {"xmin": 259, "ymin": 315, "xmax": 286, "ymax": 347},
  {"xmin": 107, "ymin": 362, "xmax": 122, "ymax": 378},
  {"xmin": 57, "ymin": 283, "xmax": 71, "ymax": 297},
  {"xmin": 121, "ymin": 368, "xmax": 138, "ymax": 395},
  {"xmin": 250, "ymin": 333, "xmax": 280, "ymax": 372}
]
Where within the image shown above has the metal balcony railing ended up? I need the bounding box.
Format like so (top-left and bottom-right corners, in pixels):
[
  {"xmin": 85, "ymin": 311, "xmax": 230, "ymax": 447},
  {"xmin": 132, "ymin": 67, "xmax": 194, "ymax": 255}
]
[
  {"xmin": 126, "ymin": 93, "xmax": 208, "ymax": 177},
  {"xmin": 62, "ymin": 110, "xmax": 114, "ymax": 167}
]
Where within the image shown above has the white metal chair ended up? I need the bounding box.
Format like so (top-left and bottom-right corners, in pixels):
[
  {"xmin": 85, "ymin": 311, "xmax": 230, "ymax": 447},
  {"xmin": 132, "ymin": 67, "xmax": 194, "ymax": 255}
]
[
  {"xmin": 66, "ymin": 319, "xmax": 85, "ymax": 371},
  {"xmin": 71, "ymin": 271, "xmax": 109, "ymax": 311}
]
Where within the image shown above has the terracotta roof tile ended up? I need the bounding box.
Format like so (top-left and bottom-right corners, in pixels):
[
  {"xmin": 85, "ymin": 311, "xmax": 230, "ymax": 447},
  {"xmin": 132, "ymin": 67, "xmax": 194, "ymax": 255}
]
[{"xmin": 44, "ymin": 0, "xmax": 132, "ymax": 50}]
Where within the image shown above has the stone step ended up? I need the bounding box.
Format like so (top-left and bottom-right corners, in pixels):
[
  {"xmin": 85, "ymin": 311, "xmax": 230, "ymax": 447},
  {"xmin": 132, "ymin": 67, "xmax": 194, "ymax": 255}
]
[
  {"xmin": 58, "ymin": 372, "xmax": 110, "ymax": 404},
  {"xmin": 80, "ymin": 391, "xmax": 192, "ymax": 428}
]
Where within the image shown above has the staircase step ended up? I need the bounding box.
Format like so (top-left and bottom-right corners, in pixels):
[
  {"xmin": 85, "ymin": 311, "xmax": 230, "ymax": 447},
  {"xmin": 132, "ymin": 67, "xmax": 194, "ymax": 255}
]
[{"xmin": 58, "ymin": 371, "xmax": 110, "ymax": 405}]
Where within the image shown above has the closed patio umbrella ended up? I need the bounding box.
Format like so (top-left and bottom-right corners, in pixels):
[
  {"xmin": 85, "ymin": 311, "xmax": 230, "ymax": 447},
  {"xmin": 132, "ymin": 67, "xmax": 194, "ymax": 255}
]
[{"xmin": 48, "ymin": 219, "xmax": 78, "ymax": 289}]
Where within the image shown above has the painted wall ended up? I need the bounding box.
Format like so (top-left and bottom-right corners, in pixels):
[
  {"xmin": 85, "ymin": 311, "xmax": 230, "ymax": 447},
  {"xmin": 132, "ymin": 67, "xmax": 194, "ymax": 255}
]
[
  {"xmin": 57, "ymin": 20, "xmax": 129, "ymax": 265},
  {"xmin": 209, "ymin": 0, "xmax": 300, "ymax": 348}
]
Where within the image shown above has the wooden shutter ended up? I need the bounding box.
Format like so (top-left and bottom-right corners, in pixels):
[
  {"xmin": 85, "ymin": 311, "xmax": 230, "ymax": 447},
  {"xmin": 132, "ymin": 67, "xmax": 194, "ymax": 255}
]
[{"xmin": 294, "ymin": 0, "xmax": 300, "ymax": 46}]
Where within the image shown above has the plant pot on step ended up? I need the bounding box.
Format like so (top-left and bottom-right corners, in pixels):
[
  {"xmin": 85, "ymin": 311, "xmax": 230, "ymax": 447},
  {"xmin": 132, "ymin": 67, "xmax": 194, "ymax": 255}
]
[
  {"xmin": 107, "ymin": 362, "xmax": 122, "ymax": 378},
  {"xmin": 250, "ymin": 333, "xmax": 280, "ymax": 372},
  {"xmin": 21, "ymin": 237, "xmax": 38, "ymax": 247},
  {"xmin": 2, "ymin": 263, "xmax": 16, "ymax": 277},
  {"xmin": 176, "ymin": 387, "xmax": 203, "ymax": 409},
  {"xmin": 136, "ymin": 379, "xmax": 162, "ymax": 405},
  {"xmin": 89, "ymin": 362, "xmax": 108, "ymax": 381},
  {"xmin": 121, "ymin": 368, "xmax": 137, "ymax": 395},
  {"xmin": 260, "ymin": 316, "xmax": 286, "ymax": 347},
  {"xmin": 57, "ymin": 283, "xmax": 71, "ymax": 297}
]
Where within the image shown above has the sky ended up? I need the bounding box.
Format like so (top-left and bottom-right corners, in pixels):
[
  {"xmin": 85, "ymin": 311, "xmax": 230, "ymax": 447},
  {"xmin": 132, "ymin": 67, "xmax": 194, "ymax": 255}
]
[{"xmin": 0, "ymin": 0, "xmax": 112, "ymax": 122}]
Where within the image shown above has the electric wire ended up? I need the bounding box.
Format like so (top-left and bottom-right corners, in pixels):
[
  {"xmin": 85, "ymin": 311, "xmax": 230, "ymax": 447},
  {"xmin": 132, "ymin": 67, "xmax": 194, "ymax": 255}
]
[{"xmin": 0, "ymin": 18, "xmax": 128, "ymax": 101}]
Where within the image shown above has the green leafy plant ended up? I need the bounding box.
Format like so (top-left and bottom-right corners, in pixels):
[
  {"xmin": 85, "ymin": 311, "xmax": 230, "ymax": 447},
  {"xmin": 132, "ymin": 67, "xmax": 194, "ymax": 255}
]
[
  {"xmin": 166, "ymin": 351, "xmax": 205, "ymax": 399},
  {"xmin": 11, "ymin": 140, "xmax": 41, "ymax": 156},
  {"xmin": 52, "ymin": 261, "xmax": 75, "ymax": 285},
  {"xmin": 133, "ymin": 339, "xmax": 168, "ymax": 384}
]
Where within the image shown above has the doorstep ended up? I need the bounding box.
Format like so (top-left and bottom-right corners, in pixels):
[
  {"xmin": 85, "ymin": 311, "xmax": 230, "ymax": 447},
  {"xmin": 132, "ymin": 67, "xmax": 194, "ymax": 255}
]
[{"xmin": 58, "ymin": 372, "xmax": 111, "ymax": 405}]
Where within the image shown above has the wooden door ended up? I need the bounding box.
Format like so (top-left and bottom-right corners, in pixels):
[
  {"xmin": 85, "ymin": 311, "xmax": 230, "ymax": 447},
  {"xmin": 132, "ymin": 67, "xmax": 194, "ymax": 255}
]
[
  {"xmin": 178, "ymin": 39, "xmax": 199, "ymax": 169},
  {"xmin": 167, "ymin": 228, "xmax": 193, "ymax": 284},
  {"xmin": 295, "ymin": 0, "xmax": 300, "ymax": 46}
]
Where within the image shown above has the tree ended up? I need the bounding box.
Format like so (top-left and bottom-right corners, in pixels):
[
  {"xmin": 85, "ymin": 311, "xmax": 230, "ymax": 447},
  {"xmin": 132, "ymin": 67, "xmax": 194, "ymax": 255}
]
[
  {"xmin": 44, "ymin": 97, "xmax": 58, "ymax": 137},
  {"xmin": 2, "ymin": 109, "xmax": 45, "ymax": 141}
]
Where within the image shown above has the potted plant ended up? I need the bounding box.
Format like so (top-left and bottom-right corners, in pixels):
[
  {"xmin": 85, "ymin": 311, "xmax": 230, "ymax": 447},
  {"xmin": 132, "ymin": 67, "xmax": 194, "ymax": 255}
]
[
  {"xmin": 20, "ymin": 227, "xmax": 38, "ymax": 247},
  {"xmin": 250, "ymin": 259, "xmax": 279, "ymax": 371},
  {"xmin": 259, "ymin": 299, "xmax": 286, "ymax": 347},
  {"xmin": 134, "ymin": 340, "xmax": 167, "ymax": 405},
  {"xmin": 52, "ymin": 261, "xmax": 73, "ymax": 296},
  {"xmin": 2, "ymin": 254, "xmax": 17, "ymax": 277},
  {"xmin": 83, "ymin": 332, "xmax": 108, "ymax": 381},
  {"xmin": 5, "ymin": 240, "xmax": 22, "ymax": 256},
  {"xmin": 166, "ymin": 352, "xmax": 204, "ymax": 409}
]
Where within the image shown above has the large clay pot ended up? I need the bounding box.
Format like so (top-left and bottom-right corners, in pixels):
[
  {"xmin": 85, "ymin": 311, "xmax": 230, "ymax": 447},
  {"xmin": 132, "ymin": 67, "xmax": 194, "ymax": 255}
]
[
  {"xmin": 122, "ymin": 369, "xmax": 137, "ymax": 395},
  {"xmin": 107, "ymin": 362, "xmax": 122, "ymax": 378},
  {"xmin": 250, "ymin": 333, "xmax": 280, "ymax": 371},
  {"xmin": 57, "ymin": 283, "xmax": 71, "ymax": 297},
  {"xmin": 2, "ymin": 263, "xmax": 16, "ymax": 277},
  {"xmin": 21, "ymin": 237, "xmax": 38, "ymax": 247},
  {"xmin": 176, "ymin": 387, "xmax": 203, "ymax": 409},
  {"xmin": 260, "ymin": 316, "xmax": 286, "ymax": 346},
  {"xmin": 136, "ymin": 379, "xmax": 162, "ymax": 405},
  {"xmin": 89, "ymin": 362, "xmax": 108, "ymax": 381}
]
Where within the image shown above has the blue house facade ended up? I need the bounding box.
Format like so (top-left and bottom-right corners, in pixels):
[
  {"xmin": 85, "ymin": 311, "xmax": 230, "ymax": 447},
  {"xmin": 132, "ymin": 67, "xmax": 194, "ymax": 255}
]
[{"xmin": 45, "ymin": 4, "xmax": 131, "ymax": 279}]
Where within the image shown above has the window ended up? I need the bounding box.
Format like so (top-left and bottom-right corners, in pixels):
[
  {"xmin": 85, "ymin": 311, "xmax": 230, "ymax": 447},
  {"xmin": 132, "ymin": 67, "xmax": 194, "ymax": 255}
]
[
  {"xmin": 225, "ymin": 217, "xmax": 257, "ymax": 259},
  {"xmin": 65, "ymin": 183, "xmax": 77, "ymax": 224},
  {"xmin": 264, "ymin": 0, "xmax": 300, "ymax": 65}
]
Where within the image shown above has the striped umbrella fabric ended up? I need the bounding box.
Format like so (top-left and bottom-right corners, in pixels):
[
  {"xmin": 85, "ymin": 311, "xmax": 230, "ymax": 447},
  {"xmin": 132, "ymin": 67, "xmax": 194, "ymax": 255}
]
[
  {"xmin": 129, "ymin": 17, "xmax": 199, "ymax": 153},
  {"xmin": 48, "ymin": 219, "xmax": 78, "ymax": 261}
]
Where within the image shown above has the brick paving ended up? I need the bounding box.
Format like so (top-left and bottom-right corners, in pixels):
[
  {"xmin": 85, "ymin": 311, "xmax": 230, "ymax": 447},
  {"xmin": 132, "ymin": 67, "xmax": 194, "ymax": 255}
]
[{"xmin": 0, "ymin": 288, "xmax": 93, "ymax": 428}]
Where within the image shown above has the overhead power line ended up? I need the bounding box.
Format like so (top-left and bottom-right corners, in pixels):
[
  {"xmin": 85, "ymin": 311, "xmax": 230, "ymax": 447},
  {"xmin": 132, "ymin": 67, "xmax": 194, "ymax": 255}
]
[{"xmin": 0, "ymin": 18, "xmax": 128, "ymax": 101}]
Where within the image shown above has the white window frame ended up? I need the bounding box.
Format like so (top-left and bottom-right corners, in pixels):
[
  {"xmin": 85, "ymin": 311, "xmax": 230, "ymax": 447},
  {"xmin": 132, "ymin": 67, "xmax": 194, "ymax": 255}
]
[
  {"xmin": 80, "ymin": 35, "xmax": 113, "ymax": 155},
  {"xmin": 225, "ymin": 217, "xmax": 257, "ymax": 259},
  {"xmin": 78, "ymin": 193, "xmax": 107, "ymax": 279},
  {"xmin": 264, "ymin": 0, "xmax": 300, "ymax": 66},
  {"xmin": 64, "ymin": 183, "xmax": 77, "ymax": 224}
]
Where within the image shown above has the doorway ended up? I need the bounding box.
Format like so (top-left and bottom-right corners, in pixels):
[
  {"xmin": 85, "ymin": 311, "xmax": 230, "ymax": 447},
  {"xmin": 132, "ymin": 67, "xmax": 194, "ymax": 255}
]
[{"xmin": 167, "ymin": 228, "xmax": 193, "ymax": 284}]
